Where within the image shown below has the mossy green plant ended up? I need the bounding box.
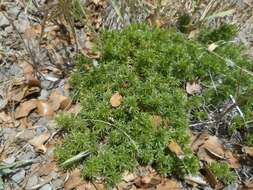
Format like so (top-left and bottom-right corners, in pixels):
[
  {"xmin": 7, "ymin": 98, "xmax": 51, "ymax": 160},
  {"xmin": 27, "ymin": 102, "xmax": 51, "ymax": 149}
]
[
  {"xmin": 55, "ymin": 24, "xmax": 253, "ymax": 187},
  {"xmin": 209, "ymin": 162, "xmax": 236, "ymax": 185}
]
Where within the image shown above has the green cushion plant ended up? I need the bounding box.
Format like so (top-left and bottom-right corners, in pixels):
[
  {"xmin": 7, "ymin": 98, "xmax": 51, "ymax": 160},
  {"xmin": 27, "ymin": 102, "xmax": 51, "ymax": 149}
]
[{"xmin": 55, "ymin": 24, "xmax": 253, "ymax": 187}]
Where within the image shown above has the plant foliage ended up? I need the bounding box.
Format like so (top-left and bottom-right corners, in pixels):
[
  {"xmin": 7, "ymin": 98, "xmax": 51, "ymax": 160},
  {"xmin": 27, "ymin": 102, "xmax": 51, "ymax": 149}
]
[{"xmin": 56, "ymin": 24, "xmax": 253, "ymax": 186}]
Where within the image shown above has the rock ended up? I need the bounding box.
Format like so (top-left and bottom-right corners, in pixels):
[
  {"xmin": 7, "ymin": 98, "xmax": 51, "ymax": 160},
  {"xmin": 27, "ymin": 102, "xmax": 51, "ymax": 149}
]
[
  {"xmin": 17, "ymin": 151, "xmax": 36, "ymax": 161},
  {"xmin": 35, "ymin": 126, "xmax": 47, "ymax": 135},
  {"xmin": 0, "ymin": 16, "xmax": 9, "ymax": 28},
  {"xmin": 38, "ymin": 89, "xmax": 50, "ymax": 100},
  {"xmin": 26, "ymin": 175, "xmax": 38, "ymax": 188},
  {"xmin": 41, "ymin": 80, "xmax": 54, "ymax": 89},
  {"xmin": 11, "ymin": 169, "xmax": 25, "ymax": 183},
  {"xmin": 17, "ymin": 129, "xmax": 35, "ymax": 141},
  {"xmin": 39, "ymin": 184, "xmax": 52, "ymax": 190},
  {"xmin": 3, "ymin": 156, "xmax": 16, "ymax": 164},
  {"xmin": 223, "ymin": 184, "xmax": 239, "ymax": 190},
  {"xmin": 52, "ymin": 178, "xmax": 64, "ymax": 189}
]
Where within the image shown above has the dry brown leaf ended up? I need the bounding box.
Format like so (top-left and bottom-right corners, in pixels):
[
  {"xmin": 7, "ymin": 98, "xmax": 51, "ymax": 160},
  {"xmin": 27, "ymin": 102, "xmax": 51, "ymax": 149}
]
[
  {"xmin": 208, "ymin": 43, "xmax": 219, "ymax": 52},
  {"xmin": 28, "ymin": 132, "xmax": 50, "ymax": 153},
  {"xmin": 151, "ymin": 115, "xmax": 162, "ymax": 127},
  {"xmin": 37, "ymin": 162, "xmax": 57, "ymax": 176},
  {"xmin": 240, "ymin": 181, "xmax": 253, "ymax": 190},
  {"xmin": 186, "ymin": 81, "xmax": 201, "ymax": 95},
  {"xmin": 225, "ymin": 151, "xmax": 240, "ymax": 169},
  {"xmin": 25, "ymin": 76, "xmax": 41, "ymax": 87},
  {"xmin": 191, "ymin": 132, "xmax": 209, "ymax": 152},
  {"xmin": 64, "ymin": 169, "xmax": 85, "ymax": 190},
  {"xmin": 202, "ymin": 164, "xmax": 219, "ymax": 188},
  {"xmin": 10, "ymin": 86, "xmax": 28, "ymax": 102},
  {"xmin": 36, "ymin": 100, "xmax": 54, "ymax": 118},
  {"xmin": 110, "ymin": 92, "xmax": 123, "ymax": 108},
  {"xmin": 168, "ymin": 140, "xmax": 184, "ymax": 157},
  {"xmin": 20, "ymin": 61, "xmax": 34, "ymax": 77},
  {"xmin": 203, "ymin": 136, "xmax": 225, "ymax": 160},
  {"xmin": 134, "ymin": 175, "xmax": 161, "ymax": 189},
  {"xmin": 197, "ymin": 147, "xmax": 214, "ymax": 163},
  {"xmin": 49, "ymin": 89, "xmax": 71, "ymax": 111},
  {"xmin": 122, "ymin": 172, "xmax": 137, "ymax": 182},
  {"xmin": 15, "ymin": 99, "xmax": 37, "ymax": 119},
  {"xmin": 0, "ymin": 111, "xmax": 12, "ymax": 123},
  {"xmin": 243, "ymin": 146, "xmax": 253, "ymax": 157},
  {"xmin": 156, "ymin": 178, "xmax": 182, "ymax": 190}
]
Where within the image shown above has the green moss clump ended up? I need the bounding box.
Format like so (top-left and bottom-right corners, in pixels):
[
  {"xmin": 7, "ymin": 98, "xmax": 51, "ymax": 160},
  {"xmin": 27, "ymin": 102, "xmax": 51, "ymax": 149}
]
[
  {"xmin": 209, "ymin": 162, "xmax": 236, "ymax": 185},
  {"xmin": 198, "ymin": 23, "xmax": 238, "ymax": 43},
  {"xmin": 55, "ymin": 24, "xmax": 253, "ymax": 186}
]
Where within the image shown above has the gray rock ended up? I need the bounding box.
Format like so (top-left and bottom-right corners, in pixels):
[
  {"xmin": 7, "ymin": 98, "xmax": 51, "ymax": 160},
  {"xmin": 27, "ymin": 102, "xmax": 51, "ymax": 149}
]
[
  {"xmin": 223, "ymin": 184, "xmax": 239, "ymax": 190},
  {"xmin": 39, "ymin": 184, "xmax": 52, "ymax": 190},
  {"xmin": 26, "ymin": 175, "xmax": 38, "ymax": 188},
  {"xmin": 41, "ymin": 80, "xmax": 53, "ymax": 89},
  {"xmin": 0, "ymin": 16, "xmax": 9, "ymax": 28},
  {"xmin": 17, "ymin": 151, "xmax": 36, "ymax": 161},
  {"xmin": 3, "ymin": 156, "xmax": 16, "ymax": 164},
  {"xmin": 52, "ymin": 178, "xmax": 64, "ymax": 189},
  {"xmin": 11, "ymin": 169, "xmax": 25, "ymax": 183},
  {"xmin": 35, "ymin": 126, "xmax": 47, "ymax": 135},
  {"xmin": 38, "ymin": 89, "xmax": 50, "ymax": 100},
  {"xmin": 17, "ymin": 129, "xmax": 35, "ymax": 141}
]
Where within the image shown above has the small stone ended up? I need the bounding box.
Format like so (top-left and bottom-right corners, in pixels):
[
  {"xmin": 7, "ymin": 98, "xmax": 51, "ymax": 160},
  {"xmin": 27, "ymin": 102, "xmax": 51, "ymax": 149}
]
[
  {"xmin": 52, "ymin": 178, "xmax": 64, "ymax": 189},
  {"xmin": 11, "ymin": 169, "xmax": 25, "ymax": 183},
  {"xmin": 26, "ymin": 175, "xmax": 38, "ymax": 188},
  {"xmin": 17, "ymin": 129, "xmax": 35, "ymax": 141},
  {"xmin": 0, "ymin": 16, "xmax": 9, "ymax": 28},
  {"xmin": 41, "ymin": 80, "xmax": 53, "ymax": 89},
  {"xmin": 223, "ymin": 184, "xmax": 238, "ymax": 190},
  {"xmin": 39, "ymin": 184, "xmax": 52, "ymax": 190},
  {"xmin": 3, "ymin": 156, "xmax": 16, "ymax": 164},
  {"xmin": 38, "ymin": 89, "xmax": 50, "ymax": 100},
  {"xmin": 17, "ymin": 151, "xmax": 36, "ymax": 161},
  {"xmin": 35, "ymin": 126, "xmax": 47, "ymax": 135}
]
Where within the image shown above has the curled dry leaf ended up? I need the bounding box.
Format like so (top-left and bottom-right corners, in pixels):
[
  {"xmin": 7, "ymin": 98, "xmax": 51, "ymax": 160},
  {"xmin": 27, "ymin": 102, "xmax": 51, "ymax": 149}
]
[
  {"xmin": 185, "ymin": 175, "xmax": 207, "ymax": 186},
  {"xmin": 168, "ymin": 140, "xmax": 184, "ymax": 158},
  {"xmin": 64, "ymin": 169, "xmax": 85, "ymax": 190},
  {"xmin": 135, "ymin": 175, "xmax": 161, "ymax": 189},
  {"xmin": 49, "ymin": 89, "xmax": 71, "ymax": 111},
  {"xmin": 156, "ymin": 178, "xmax": 182, "ymax": 190},
  {"xmin": 15, "ymin": 99, "xmax": 37, "ymax": 119},
  {"xmin": 110, "ymin": 92, "xmax": 123, "ymax": 108},
  {"xmin": 243, "ymin": 146, "xmax": 253, "ymax": 157},
  {"xmin": 36, "ymin": 100, "xmax": 54, "ymax": 118},
  {"xmin": 202, "ymin": 164, "xmax": 224, "ymax": 189},
  {"xmin": 240, "ymin": 181, "xmax": 253, "ymax": 190},
  {"xmin": 25, "ymin": 75, "xmax": 41, "ymax": 87},
  {"xmin": 192, "ymin": 133, "xmax": 240, "ymax": 168},
  {"xmin": 28, "ymin": 132, "xmax": 50, "ymax": 153},
  {"xmin": 186, "ymin": 81, "xmax": 201, "ymax": 95}
]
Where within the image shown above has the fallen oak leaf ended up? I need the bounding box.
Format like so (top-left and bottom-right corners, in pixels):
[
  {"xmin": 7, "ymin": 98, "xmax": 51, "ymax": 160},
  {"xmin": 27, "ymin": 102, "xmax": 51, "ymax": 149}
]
[
  {"xmin": 168, "ymin": 140, "xmax": 184, "ymax": 158},
  {"xmin": 36, "ymin": 100, "xmax": 54, "ymax": 118},
  {"xmin": 64, "ymin": 169, "xmax": 85, "ymax": 190},
  {"xmin": 110, "ymin": 92, "xmax": 123, "ymax": 108},
  {"xmin": 49, "ymin": 89, "xmax": 71, "ymax": 111},
  {"xmin": 134, "ymin": 174, "xmax": 161, "ymax": 189},
  {"xmin": 243, "ymin": 146, "xmax": 253, "ymax": 157},
  {"xmin": 15, "ymin": 99, "xmax": 37, "ymax": 119},
  {"xmin": 156, "ymin": 178, "xmax": 182, "ymax": 190},
  {"xmin": 28, "ymin": 132, "xmax": 50, "ymax": 153}
]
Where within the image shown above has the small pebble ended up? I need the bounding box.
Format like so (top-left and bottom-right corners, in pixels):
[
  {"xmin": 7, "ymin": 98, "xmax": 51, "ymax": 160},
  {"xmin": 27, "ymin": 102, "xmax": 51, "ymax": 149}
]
[
  {"xmin": 26, "ymin": 175, "xmax": 38, "ymax": 188},
  {"xmin": 39, "ymin": 184, "xmax": 52, "ymax": 190},
  {"xmin": 11, "ymin": 169, "xmax": 25, "ymax": 184}
]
